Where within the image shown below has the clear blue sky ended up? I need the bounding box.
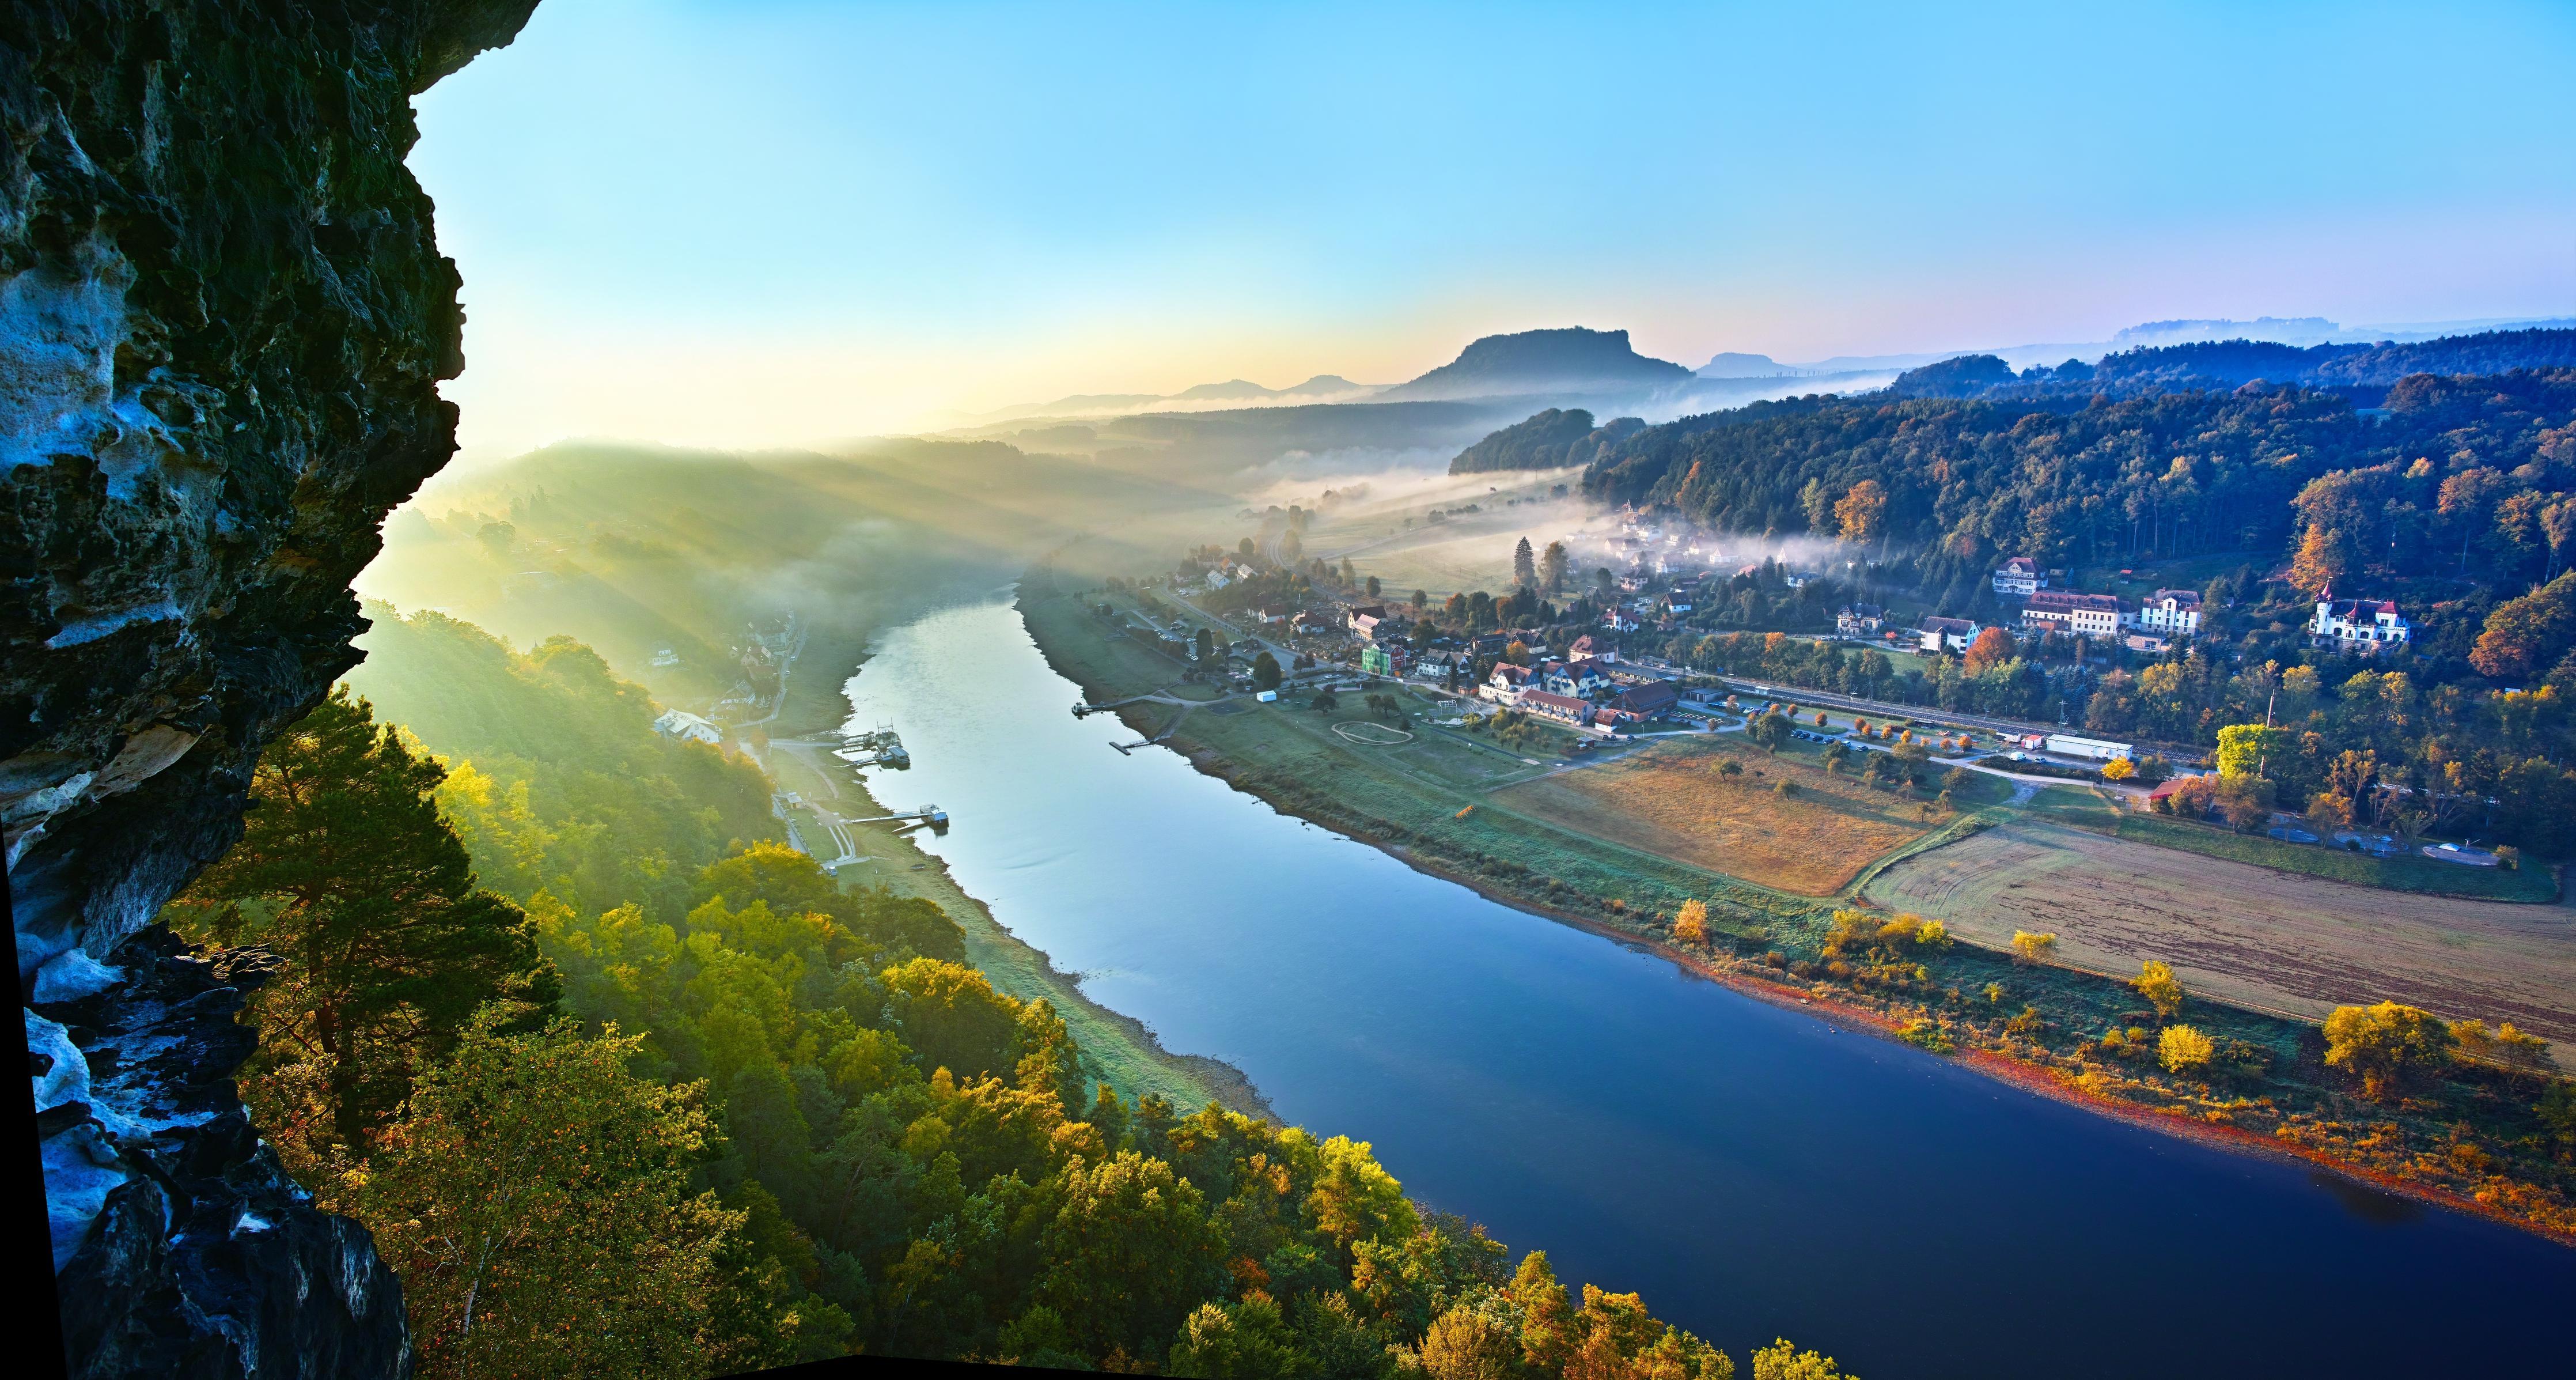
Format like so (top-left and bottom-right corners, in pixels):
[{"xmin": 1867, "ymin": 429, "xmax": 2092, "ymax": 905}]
[{"xmin": 412, "ymin": 0, "xmax": 2576, "ymax": 456}]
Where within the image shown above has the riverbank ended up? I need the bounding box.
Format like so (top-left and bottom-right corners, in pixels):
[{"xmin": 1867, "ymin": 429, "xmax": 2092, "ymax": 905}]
[
  {"xmin": 759, "ymin": 619, "xmax": 1268, "ymax": 1122},
  {"xmin": 1017, "ymin": 572, "xmax": 2576, "ymax": 1244}
]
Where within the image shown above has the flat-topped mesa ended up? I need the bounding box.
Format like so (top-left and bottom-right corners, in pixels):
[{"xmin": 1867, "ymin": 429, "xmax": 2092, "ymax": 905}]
[{"xmin": 4, "ymin": 2, "xmax": 539, "ymax": 1373}]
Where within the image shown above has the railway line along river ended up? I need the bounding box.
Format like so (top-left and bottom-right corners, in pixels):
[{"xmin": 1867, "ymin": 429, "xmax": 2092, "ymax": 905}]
[{"xmin": 838, "ymin": 592, "xmax": 2571, "ymax": 1379}]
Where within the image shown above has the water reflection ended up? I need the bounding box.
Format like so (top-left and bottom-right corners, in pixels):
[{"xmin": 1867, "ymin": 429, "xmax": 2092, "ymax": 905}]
[{"xmin": 838, "ymin": 596, "xmax": 2573, "ymax": 1379}]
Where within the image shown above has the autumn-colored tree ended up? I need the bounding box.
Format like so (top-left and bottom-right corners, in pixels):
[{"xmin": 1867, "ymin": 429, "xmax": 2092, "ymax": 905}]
[
  {"xmin": 2010, "ymin": 931, "xmax": 2058, "ymax": 967},
  {"xmin": 2469, "ymin": 572, "xmax": 2576, "ymax": 679},
  {"xmin": 1167, "ymin": 1295, "xmax": 1304, "ymax": 1379},
  {"xmin": 167, "ymin": 688, "xmax": 553, "ymax": 1153},
  {"xmin": 1540, "ymin": 540, "xmax": 1571, "ymax": 593},
  {"xmin": 1750, "ymin": 1337, "xmax": 1854, "ymax": 1380},
  {"xmin": 2100, "ymin": 757, "xmax": 2135, "ymax": 782},
  {"xmin": 2158, "ymin": 1024, "xmax": 2215, "ymax": 1075},
  {"xmin": 1674, "ymin": 899, "xmax": 1710, "ymax": 944},
  {"xmin": 2131, "ymin": 960, "xmax": 2185, "ymax": 1019},
  {"xmin": 2286, "ymin": 524, "xmax": 2353, "ymax": 595},
  {"xmin": 1509, "ymin": 1251, "xmax": 1577, "ymax": 1374},
  {"xmin": 2324, "ymin": 1001, "xmax": 2454, "ymax": 1101},
  {"xmin": 1961, "ymin": 626, "xmax": 2017, "ymax": 676},
  {"xmin": 362, "ymin": 1014, "xmax": 763, "ymax": 1379},
  {"xmin": 1418, "ymin": 1305, "xmax": 1522, "ymax": 1380},
  {"xmin": 1833, "ymin": 479, "xmax": 1888, "ymax": 547},
  {"xmin": 2215, "ymin": 775, "xmax": 2276, "ymax": 831}
]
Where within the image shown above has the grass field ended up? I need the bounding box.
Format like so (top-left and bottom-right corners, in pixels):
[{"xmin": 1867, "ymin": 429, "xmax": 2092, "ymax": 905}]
[
  {"xmin": 2017, "ymin": 785, "xmax": 2558, "ymax": 902},
  {"xmin": 1864, "ymin": 816, "xmax": 2576, "ymax": 1066},
  {"xmin": 1493, "ymin": 736, "xmax": 1988, "ymax": 895}
]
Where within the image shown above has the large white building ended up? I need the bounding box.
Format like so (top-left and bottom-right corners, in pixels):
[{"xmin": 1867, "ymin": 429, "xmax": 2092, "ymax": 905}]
[
  {"xmin": 2311, "ymin": 588, "xmax": 2410, "ymax": 653},
  {"xmin": 2130, "ymin": 588, "xmax": 2203, "ymax": 636},
  {"xmin": 1991, "ymin": 556, "xmax": 2046, "ymax": 596},
  {"xmin": 2021, "ymin": 589, "xmax": 2124, "ymax": 639},
  {"xmin": 1919, "ymin": 616, "xmax": 1980, "ymax": 652}
]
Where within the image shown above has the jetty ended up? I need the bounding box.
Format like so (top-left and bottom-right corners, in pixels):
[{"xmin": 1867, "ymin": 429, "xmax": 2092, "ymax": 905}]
[
  {"xmin": 835, "ymin": 725, "xmax": 911, "ymax": 768},
  {"xmin": 849, "ymin": 804, "xmax": 949, "ymax": 833}
]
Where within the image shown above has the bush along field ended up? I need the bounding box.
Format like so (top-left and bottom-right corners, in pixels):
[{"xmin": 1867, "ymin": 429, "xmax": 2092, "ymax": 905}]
[{"xmin": 1022, "ymin": 584, "xmax": 2576, "ymax": 1243}]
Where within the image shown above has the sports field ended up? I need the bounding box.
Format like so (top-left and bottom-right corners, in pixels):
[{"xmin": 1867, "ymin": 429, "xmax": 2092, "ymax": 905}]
[
  {"xmin": 1494, "ymin": 737, "xmax": 1950, "ymax": 895},
  {"xmin": 1865, "ymin": 818, "xmax": 2576, "ymax": 1064}
]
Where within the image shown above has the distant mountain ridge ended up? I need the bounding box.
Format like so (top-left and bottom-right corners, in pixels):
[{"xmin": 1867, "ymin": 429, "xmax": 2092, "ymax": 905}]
[{"xmin": 1378, "ymin": 327, "xmax": 1693, "ymax": 402}]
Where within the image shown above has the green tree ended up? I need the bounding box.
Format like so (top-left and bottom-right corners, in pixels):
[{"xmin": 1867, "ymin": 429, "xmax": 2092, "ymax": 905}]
[
  {"xmin": 1513, "ymin": 538, "xmax": 1538, "ymax": 589},
  {"xmin": 168, "ymin": 688, "xmax": 552, "ymax": 1152},
  {"xmin": 1253, "ymin": 651, "xmax": 1284, "ymax": 691},
  {"xmin": 1037, "ymin": 1151, "xmax": 1228, "ymax": 1361},
  {"xmin": 362, "ymin": 1014, "xmax": 766, "ymax": 1379},
  {"xmin": 2323, "ymin": 1001, "xmax": 2455, "ymax": 1101},
  {"xmin": 1168, "ymin": 1295, "xmax": 1305, "ymax": 1379},
  {"xmin": 2214, "ymin": 723, "xmax": 2285, "ymax": 779},
  {"xmin": 882, "ymin": 958, "xmax": 1026, "ymax": 1082}
]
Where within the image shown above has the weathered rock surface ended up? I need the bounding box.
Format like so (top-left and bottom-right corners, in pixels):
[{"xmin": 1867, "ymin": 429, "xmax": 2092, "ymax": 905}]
[{"xmin": 3, "ymin": 2, "xmax": 537, "ymax": 1373}]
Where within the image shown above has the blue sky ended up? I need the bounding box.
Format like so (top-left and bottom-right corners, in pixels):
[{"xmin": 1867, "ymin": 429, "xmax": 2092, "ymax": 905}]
[{"xmin": 413, "ymin": 0, "xmax": 2576, "ymax": 456}]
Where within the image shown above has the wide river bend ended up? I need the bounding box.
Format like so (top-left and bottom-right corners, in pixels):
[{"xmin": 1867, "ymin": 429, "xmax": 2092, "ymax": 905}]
[{"xmin": 840, "ymin": 596, "xmax": 2571, "ymax": 1378}]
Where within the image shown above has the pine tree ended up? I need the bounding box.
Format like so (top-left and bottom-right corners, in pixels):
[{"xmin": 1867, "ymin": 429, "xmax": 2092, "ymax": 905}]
[
  {"xmin": 169, "ymin": 687, "xmax": 554, "ymax": 1151},
  {"xmin": 1513, "ymin": 537, "xmax": 1538, "ymax": 589}
]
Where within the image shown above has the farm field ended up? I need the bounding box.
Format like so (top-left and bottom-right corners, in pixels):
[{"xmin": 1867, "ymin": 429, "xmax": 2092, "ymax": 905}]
[
  {"xmin": 1865, "ymin": 817, "xmax": 2576, "ymax": 1066},
  {"xmin": 1492, "ymin": 736, "xmax": 2002, "ymax": 895}
]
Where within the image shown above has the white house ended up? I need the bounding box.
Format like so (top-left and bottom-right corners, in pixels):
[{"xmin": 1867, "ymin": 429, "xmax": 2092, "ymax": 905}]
[
  {"xmin": 1837, "ymin": 603, "xmax": 1884, "ymax": 636},
  {"xmin": 1919, "ymin": 616, "xmax": 1979, "ymax": 653},
  {"xmin": 1482, "ymin": 662, "xmax": 1536, "ymax": 705},
  {"xmin": 2130, "ymin": 588, "xmax": 2203, "ymax": 635},
  {"xmin": 1203, "ymin": 568, "xmax": 1232, "ymax": 591},
  {"xmin": 2310, "ymin": 588, "xmax": 2411, "ymax": 653},
  {"xmin": 1991, "ymin": 556, "xmax": 2046, "ymax": 597},
  {"xmin": 653, "ymin": 709, "xmax": 723, "ymax": 746}
]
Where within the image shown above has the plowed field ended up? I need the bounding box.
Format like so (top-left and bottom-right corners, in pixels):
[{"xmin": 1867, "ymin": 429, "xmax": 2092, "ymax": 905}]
[{"xmin": 1866, "ymin": 818, "xmax": 2576, "ymax": 1065}]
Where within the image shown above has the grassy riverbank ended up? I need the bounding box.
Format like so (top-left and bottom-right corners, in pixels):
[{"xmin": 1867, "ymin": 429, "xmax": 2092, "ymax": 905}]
[
  {"xmin": 1020, "ymin": 569, "xmax": 2576, "ymax": 1242},
  {"xmin": 762, "ymin": 651, "xmax": 1260, "ymax": 1120}
]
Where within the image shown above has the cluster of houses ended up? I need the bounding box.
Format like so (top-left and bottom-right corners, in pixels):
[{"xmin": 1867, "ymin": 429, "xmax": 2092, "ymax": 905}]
[
  {"xmin": 1854, "ymin": 557, "xmax": 2415, "ymax": 661},
  {"xmin": 1476, "ymin": 636, "xmax": 1680, "ymax": 731}
]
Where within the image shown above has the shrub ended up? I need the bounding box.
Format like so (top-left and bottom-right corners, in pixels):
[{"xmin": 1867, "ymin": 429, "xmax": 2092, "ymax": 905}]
[
  {"xmin": 2010, "ymin": 930, "xmax": 2058, "ymax": 966},
  {"xmin": 2158, "ymin": 1024, "xmax": 2215, "ymax": 1074},
  {"xmin": 2131, "ymin": 959, "xmax": 2185, "ymax": 1019}
]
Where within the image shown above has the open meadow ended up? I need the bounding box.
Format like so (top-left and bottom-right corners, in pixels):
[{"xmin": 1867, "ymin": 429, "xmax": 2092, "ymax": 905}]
[
  {"xmin": 1865, "ymin": 816, "xmax": 2576, "ymax": 1065},
  {"xmin": 1493, "ymin": 736, "xmax": 1994, "ymax": 894}
]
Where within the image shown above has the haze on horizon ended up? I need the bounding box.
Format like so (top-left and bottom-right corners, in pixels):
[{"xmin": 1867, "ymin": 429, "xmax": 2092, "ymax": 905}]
[{"xmin": 412, "ymin": 0, "xmax": 2576, "ymax": 463}]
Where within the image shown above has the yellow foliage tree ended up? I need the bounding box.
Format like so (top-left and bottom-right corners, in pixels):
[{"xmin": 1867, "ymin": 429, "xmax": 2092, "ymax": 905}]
[
  {"xmin": 2158, "ymin": 1024, "xmax": 2215, "ymax": 1074},
  {"xmin": 2100, "ymin": 757, "xmax": 2135, "ymax": 781},
  {"xmin": 2324, "ymin": 1001, "xmax": 2453, "ymax": 1101},
  {"xmin": 2131, "ymin": 959, "xmax": 2184, "ymax": 1019},
  {"xmin": 2010, "ymin": 931, "xmax": 2058, "ymax": 967},
  {"xmin": 1674, "ymin": 898, "xmax": 1710, "ymax": 944},
  {"xmin": 1833, "ymin": 479, "xmax": 1888, "ymax": 546}
]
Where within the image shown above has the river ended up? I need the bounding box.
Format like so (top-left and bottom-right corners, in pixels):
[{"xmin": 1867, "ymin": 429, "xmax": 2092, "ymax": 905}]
[{"xmin": 840, "ymin": 595, "xmax": 2571, "ymax": 1378}]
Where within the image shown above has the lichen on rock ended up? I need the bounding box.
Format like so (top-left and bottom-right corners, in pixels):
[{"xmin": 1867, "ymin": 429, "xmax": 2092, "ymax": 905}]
[{"xmin": 3, "ymin": 3, "xmax": 539, "ymax": 1373}]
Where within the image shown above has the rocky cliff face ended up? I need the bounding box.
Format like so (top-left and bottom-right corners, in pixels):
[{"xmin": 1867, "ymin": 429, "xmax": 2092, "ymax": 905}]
[{"xmin": 3, "ymin": 2, "xmax": 537, "ymax": 1373}]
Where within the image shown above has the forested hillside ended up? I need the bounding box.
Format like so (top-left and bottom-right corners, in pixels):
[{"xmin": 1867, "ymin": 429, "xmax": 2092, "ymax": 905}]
[
  {"xmin": 345, "ymin": 605, "xmax": 781, "ymax": 920},
  {"xmin": 168, "ymin": 614, "xmax": 1782, "ymax": 1377},
  {"xmin": 1448, "ymin": 408, "xmax": 1645, "ymax": 474},
  {"xmin": 1579, "ymin": 366, "xmax": 2576, "ymax": 612}
]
